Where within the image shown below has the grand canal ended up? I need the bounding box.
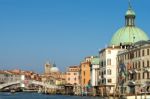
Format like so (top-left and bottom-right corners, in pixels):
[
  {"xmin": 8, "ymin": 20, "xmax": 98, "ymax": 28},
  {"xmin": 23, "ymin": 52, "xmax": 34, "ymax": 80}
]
[{"xmin": 0, "ymin": 92, "xmax": 105, "ymax": 99}]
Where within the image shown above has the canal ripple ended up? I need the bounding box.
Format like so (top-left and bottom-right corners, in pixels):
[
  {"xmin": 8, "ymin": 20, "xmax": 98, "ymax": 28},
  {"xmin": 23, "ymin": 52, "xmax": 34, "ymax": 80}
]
[{"xmin": 0, "ymin": 92, "xmax": 105, "ymax": 99}]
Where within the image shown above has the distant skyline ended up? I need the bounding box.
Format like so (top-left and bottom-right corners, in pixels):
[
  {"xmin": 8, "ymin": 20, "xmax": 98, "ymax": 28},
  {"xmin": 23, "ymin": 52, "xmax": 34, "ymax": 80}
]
[{"xmin": 0, "ymin": 0, "xmax": 150, "ymax": 73}]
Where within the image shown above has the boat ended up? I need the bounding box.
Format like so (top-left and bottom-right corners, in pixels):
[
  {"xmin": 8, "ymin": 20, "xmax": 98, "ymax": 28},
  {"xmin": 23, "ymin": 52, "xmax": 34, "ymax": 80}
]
[{"xmin": 10, "ymin": 90, "xmax": 16, "ymax": 93}]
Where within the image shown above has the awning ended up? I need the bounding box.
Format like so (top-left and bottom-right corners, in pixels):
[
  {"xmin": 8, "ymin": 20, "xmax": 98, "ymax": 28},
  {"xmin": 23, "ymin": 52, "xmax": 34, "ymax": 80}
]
[
  {"xmin": 142, "ymin": 81, "xmax": 150, "ymax": 87},
  {"xmin": 132, "ymin": 69, "xmax": 139, "ymax": 73},
  {"xmin": 144, "ymin": 68, "xmax": 150, "ymax": 72},
  {"xmin": 128, "ymin": 70, "xmax": 133, "ymax": 74}
]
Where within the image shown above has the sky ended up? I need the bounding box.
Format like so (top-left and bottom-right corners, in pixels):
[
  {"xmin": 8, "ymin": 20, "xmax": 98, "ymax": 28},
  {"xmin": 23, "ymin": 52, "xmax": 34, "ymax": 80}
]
[{"xmin": 0, "ymin": 0, "xmax": 150, "ymax": 73}]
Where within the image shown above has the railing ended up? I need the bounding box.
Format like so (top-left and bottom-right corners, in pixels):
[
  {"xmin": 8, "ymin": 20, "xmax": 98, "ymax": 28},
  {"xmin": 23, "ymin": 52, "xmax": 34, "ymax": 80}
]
[
  {"xmin": 0, "ymin": 80, "xmax": 21, "ymax": 89},
  {"xmin": 0, "ymin": 80, "xmax": 59, "ymax": 89}
]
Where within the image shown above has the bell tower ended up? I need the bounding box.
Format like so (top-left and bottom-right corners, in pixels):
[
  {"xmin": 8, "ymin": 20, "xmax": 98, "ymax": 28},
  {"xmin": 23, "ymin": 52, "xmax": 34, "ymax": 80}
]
[{"xmin": 44, "ymin": 61, "xmax": 51, "ymax": 74}]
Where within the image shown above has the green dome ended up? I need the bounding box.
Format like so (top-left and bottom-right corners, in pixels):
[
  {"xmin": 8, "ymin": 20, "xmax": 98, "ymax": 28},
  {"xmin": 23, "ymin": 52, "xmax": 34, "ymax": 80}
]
[
  {"xmin": 110, "ymin": 27, "xmax": 149, "ymax": 46},
  {"xmin": 109, "ymin": 4, "xmax": 149, "ymax": 46}
]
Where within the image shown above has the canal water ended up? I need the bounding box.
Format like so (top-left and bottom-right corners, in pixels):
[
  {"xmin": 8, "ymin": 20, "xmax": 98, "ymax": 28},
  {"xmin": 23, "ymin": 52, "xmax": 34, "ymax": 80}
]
[{"xmin": 0, "ymin": 92, "xmax": 104, "ymax": 99}]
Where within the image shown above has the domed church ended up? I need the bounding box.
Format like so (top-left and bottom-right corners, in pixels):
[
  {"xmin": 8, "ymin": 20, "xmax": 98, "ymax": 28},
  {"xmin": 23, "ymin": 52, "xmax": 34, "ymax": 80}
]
[
  {"xmin": 98, "ymin": 1, "xmax": 149, "ymax": 95},
  {"xmin": 43, "ymin": 62, "xmax": 66, "ymax": 86},
  {"xmin": 50, "ymin": 63, "xmax": 59, "ymax": 73},
  {"xmin": 110, "ymin": 3, "xmax": 149, "ymax": 46},
  {"xmin": 44, "ymin": 61, "xmax": 59, "ymax": 74}
]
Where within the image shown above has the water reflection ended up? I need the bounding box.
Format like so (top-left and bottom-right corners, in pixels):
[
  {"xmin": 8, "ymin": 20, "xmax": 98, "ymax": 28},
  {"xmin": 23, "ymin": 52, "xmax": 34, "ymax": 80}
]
[{"xmin": 0, "ymin": 92, "xmax": 104, "ymax": 99}]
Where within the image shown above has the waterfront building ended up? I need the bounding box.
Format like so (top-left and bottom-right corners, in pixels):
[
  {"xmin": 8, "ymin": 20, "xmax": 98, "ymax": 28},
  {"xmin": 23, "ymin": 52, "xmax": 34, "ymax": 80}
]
[
  {"xmin": 65, "ymin": 66, "xmax": 80, "ymax": 95},
  {"xmin": 99, "ymin": 46, "xmax": 122, "ymax": 95},
  {"xmin": 117, "ymin": 40, "xmax": 150, "ymax": 95},
  {"xmin": 0, "ymin": 69, "xmax": 41, "ymax": 83},
  {"xmin": 90, "ymin": 56, "xmax": 100, "ymax": 86},
  {"xmin": 66, "ymin": 66, "xmax": 80, "ymax": 85},
  {"xmin": 42, "ymin": 72, "xmax": 65, "ymax": 86},
  {"xmin": 90, "ymin": 56, "xmax": 100, "ymax": 95},
  {"xmin": 80, "ymin": 56, "xmax": 92, "ymax": 94},
  {"xmin": 42, "ymin": 62, "xmax": 66, "ymax": 86},
  {"xmin": 0, "ymin": 70, "xmax": 21, "ymax": 84}
]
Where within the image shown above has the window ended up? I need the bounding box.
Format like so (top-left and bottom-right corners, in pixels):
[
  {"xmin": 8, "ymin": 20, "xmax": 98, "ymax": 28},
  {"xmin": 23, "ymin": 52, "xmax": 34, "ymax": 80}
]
[
  {"xmin": 138, "ymin": 73, "xmax": 140, "ymax": 80},
  {"xmin": 147, "ymin": 60, "xmax": 149, "ymax": 67},
  {"xmin": 107, "ymin": 59, "xmax": 111, "ymax": 65},
  {"xmin": 68, "ymin": 73, "xmax": 70, "ymax": 75},
  {"xmin": 130, "ymin": 74, "xmax": 134, "ymax": 80},
  {"xmin": 68, "ymin": 78, "xmax": 70, "ymax": 81},
  {"xmin": 74, "ymin": 73, "xmax": 77, "ymax": 75},
  {"xmin": 147, "ymin": 73, "xmax": 150, "ymax": 79},
  {"xmin": 132, "ymin": 62, "xmax": 134, "ymax": 69},
  {"xmin": 107, "ymin": 79, "xmax": 112, "ymax": 83},
  {"xmin": 143, "ymin": 61, "xmax": 145, "ymax": 67},
  {"xmin": 128, "ymin": 54, "xmax": 130, "ymax": 59},
  {"xmin": 104, "ymin": 70, "xmax": 106, "ymax": 74},
  {"xmin": 138, "ymin": 50, "xmax": 141, "ymax": 57},
  {"xmin": 138, "ymin": 61, "xmax": 141, "ymax": 68},
  {"xmin": 142, "ymin": 50, "xmax": 145, "ymax": 56},
  {"xmin": 135, "ymin": 62, "xmax": 137, "ymax": 68},
  {"xmin": 101, "ymin": 61, "xmax": 104, "ymax": 67},
  {"xmin": 107, "ymin": 69, "xmax": 111, "ymax": 75},
  {"xmin": 136, "ymin": 51, "xmax": 138, "ymax": 57},
  {"xmin": 143, "ymin": 73, "xmax": 145, "ymax": 79},
  {"xmin": 130, "ymin": 52, "xmax": 134, "ymax": 59},
  {"xmin": 84, "ymin": 78, "xmax": 85, "ymax": 84},
  {"xmin": 147, "ymin": 49, "xmax": 149, "ymax": 55},
  {"xmin": 83, "ymin": 71, "xmax": 85, "ymax": 76}
]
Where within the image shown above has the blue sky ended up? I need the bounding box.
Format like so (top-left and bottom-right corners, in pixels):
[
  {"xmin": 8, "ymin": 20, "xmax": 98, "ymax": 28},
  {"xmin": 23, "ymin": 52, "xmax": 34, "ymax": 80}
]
[{"xmin": 0, "ymin": 0, "xmax": 150, "ymax": 73}]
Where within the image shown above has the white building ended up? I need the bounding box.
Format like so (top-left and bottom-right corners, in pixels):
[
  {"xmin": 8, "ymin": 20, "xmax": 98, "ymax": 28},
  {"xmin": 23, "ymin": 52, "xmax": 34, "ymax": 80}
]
[
  {"xmin": 90, "ymin": 56, "xmax": 100, "ymax": 87},
  {"xmin": 99, "ymin": 46, "xmax": 123, "ymax": 94}
]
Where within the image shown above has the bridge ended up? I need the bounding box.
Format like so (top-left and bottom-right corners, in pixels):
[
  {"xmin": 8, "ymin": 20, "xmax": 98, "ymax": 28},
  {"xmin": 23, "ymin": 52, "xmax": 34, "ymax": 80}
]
[{"xmin": 0, "ymin": 80, "xmax": 59, "ymax": 89}]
